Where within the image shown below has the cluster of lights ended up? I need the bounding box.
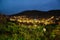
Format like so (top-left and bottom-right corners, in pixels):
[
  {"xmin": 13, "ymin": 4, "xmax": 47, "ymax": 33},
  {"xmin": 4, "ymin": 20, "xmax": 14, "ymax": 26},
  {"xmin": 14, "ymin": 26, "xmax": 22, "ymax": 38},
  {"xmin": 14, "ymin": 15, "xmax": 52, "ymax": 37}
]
[{"xmin": 10, "ymin": 16, "xmax": 60, "ymax": 25}]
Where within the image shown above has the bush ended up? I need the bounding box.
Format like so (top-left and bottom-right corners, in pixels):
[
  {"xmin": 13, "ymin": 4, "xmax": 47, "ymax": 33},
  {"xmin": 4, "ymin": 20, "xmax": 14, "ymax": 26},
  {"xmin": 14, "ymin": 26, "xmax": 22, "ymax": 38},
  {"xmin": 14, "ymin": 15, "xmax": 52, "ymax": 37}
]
[{"xmin": 0, "ymin": 21, "xmax": 60, "ymax": 40}]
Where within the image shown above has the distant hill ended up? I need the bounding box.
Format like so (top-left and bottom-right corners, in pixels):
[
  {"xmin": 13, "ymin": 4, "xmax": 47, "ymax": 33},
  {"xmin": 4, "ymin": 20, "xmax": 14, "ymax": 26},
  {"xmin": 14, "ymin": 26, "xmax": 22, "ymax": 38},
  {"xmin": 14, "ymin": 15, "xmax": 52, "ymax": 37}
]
[
  {"xmin": 0, "ymin": 10, "xmax": 60, "ymax": 18},
  {"xmin": 10, "ymin": 10, "xmax": 60, "ymax": 18},
  {"xmin": 48, "ymin": 10, "xmax": 60, "ymax": 16},
  {"xmin": 10, "ymin": 10, "xmax": 45, "ymax": 16}
]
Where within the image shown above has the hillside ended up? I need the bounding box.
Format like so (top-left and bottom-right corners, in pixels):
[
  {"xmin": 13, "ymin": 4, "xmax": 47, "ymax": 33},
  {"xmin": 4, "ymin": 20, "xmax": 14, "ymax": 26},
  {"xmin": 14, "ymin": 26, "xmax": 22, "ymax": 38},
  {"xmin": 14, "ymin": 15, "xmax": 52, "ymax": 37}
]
[{"xmin": 10, "ymin": 10, "xmax": 60, "ymax": 18}]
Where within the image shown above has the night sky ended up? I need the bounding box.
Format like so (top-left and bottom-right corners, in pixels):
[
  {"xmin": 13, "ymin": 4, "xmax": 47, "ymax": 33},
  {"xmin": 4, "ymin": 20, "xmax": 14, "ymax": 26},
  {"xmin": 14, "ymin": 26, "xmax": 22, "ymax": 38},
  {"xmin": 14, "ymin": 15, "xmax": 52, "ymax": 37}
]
[{"xmin": 0, "ymin": 0, "xmax": 60, "ymax": 15}]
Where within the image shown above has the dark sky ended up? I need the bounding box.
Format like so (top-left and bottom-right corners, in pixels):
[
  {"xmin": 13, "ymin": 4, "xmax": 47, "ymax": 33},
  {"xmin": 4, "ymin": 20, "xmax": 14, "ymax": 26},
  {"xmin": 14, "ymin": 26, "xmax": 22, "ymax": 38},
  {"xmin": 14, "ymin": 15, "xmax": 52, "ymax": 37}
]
[{"xmin": 0, "ymin": 0, "xmax": 60, "ymax": 15}]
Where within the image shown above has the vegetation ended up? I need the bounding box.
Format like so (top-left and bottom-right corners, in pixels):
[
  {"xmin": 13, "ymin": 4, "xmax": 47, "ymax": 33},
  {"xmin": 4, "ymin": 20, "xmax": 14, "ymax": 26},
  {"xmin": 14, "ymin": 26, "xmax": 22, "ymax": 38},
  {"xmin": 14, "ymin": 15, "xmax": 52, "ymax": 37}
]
[{"xmin": 0, "ymin": 20, "xmax": 60, "ymax": 40}]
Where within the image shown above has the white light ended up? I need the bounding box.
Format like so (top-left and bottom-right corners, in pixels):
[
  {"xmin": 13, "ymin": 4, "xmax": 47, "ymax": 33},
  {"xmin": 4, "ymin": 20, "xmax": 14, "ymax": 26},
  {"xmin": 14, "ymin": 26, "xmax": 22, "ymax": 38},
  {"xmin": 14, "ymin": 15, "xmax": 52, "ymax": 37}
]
[{"xmin": 43, "ymin": 28, "xmax": 46, "ymax": 32}]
